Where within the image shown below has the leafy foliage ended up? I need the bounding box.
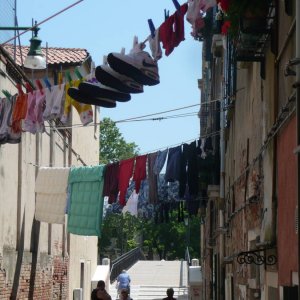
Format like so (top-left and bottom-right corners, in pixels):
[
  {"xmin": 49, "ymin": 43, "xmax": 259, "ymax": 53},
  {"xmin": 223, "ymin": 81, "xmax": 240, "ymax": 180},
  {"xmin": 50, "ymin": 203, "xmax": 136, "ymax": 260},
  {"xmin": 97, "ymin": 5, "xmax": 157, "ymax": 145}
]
[
  {"xmin": 100, "ymin": 210, "xmax": 201, "ymax": 261},
  {"xmin": 99, "ymin": 117, "xmax": 139, "ymax": 164},
  {"xmin": 139, "ymin": 211, "xmax": 200, "ymax": 260},
  {"xmin": 220, "ymin": 0, "xmax": 270, "ymax": 38},
  {"xmin": 100, "ymin": 213, "xmax": 141, "ymax": 259}
]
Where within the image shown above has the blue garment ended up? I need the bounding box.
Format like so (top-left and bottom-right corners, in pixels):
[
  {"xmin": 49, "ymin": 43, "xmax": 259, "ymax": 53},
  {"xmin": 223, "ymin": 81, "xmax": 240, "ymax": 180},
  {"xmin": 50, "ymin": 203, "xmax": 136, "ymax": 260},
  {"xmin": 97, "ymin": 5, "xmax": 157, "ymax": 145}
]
[
  {"xmin": 165, "ymin": 146, "xmax": 182, "ymax": 182},
  {"xmin": 117, "ymin": 272, "xmax": 131, "ymax": 289},
  {"xmin": 153, "ymin": 149, "xmax": 168, "ymax": 175},
  {"xmin": 157, "ymin": 174, "xmax": 168, "ymax": 202}
]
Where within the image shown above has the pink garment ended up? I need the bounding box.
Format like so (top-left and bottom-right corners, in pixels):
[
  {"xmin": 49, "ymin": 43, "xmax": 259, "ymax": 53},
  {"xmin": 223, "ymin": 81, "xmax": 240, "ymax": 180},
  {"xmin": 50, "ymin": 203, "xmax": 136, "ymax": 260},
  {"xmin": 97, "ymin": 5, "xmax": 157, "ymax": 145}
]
[
  {"xmin": 133, "ymin": 155, "xmax": 147, "ymax": 193},
  {"xmin": 24, "ymin": 90, "xmax": 45, "ymax": 134},
  {"xmin": 159, "ymin": 3, "xmax": 188, "ymax": 56},
  {"xmin": 24, "ymin": 91, "xmax": 37, "ymax": 134},
  {"xmin": 118, "ymin": 158, "xmax": 135, "ymax": 206},
  {"xmin": 35, "ymin": 90, "xmax": 46, "ymax": 133},
  {"xmin": 186, "ymin": 0, "xmax": 206, "ymax": 37}
]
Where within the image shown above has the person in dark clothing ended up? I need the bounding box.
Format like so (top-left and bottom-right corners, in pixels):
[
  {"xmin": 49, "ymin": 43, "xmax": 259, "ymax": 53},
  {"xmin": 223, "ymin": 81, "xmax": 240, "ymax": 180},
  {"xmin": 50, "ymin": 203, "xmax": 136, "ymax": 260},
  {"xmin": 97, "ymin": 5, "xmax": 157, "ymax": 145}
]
[
  {"xmin": 163, "ymin": 288, "xmax": 176, "ymax": 300},
  {"xmin": 119, "ymin": 288, "xmax": 133, "ymax": 300},
  {"xmin": 91, "ymin": 280, "xmax": 112, "ymax": 300}
]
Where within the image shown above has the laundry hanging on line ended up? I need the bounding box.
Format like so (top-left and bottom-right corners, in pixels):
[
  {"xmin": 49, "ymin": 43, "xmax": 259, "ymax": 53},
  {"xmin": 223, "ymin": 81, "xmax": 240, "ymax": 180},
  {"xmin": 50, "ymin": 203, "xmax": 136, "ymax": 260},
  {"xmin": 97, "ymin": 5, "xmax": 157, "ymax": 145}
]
[{"xmin": 32, "ymin": 136, "xmax": 217, "ymax": 235}]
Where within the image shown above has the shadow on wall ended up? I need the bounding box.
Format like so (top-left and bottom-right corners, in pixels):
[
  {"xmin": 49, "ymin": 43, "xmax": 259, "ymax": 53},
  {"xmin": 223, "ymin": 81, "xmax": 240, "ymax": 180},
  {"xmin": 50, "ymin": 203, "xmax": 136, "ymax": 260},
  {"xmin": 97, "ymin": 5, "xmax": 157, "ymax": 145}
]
[
  {"xmin": 11, "ymin": 211, "xmax": 25, "ymax": 300},
  {"xmin": 28, "ymin": 218, "xmax": 41, "ymax": 299}
]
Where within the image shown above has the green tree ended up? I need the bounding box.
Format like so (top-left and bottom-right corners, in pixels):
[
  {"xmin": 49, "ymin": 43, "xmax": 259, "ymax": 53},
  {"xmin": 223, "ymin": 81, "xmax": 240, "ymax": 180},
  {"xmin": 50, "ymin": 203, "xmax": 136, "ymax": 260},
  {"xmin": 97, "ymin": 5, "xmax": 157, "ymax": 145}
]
[
  {"xmin": 101, "ymin": 209, "xmax": 200, "ymax": 261},
  {"xmin": 100, "ymin": 213, "xmax": 141, "ymax": 260},
  {"xmin": 138, "ymin": 212, "xmax": 200, "ymax": 260},
  {"xmin": 99, "ymin": 117, "xmax": 139, "ymax": 164}
]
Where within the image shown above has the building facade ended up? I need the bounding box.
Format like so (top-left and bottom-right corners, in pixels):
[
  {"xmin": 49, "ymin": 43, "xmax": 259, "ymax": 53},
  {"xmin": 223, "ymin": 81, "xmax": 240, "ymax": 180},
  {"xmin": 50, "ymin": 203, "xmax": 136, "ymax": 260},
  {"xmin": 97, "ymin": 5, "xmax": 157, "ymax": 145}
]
[
  {"xmin": 0, "ymin": 44, "xmax": 100, "ymax": 299},
  {"xmin": 199, "ymin": 1, "xmax": 299, "ymax": 299}
]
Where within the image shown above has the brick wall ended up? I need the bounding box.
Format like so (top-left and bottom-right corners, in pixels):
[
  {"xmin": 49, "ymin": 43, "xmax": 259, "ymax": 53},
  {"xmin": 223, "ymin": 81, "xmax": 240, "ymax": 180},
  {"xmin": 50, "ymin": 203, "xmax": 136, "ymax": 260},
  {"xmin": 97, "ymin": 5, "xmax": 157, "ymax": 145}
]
[{"xmin": 0, "ymin": 250, "xmax": 69, "ymax": 299}]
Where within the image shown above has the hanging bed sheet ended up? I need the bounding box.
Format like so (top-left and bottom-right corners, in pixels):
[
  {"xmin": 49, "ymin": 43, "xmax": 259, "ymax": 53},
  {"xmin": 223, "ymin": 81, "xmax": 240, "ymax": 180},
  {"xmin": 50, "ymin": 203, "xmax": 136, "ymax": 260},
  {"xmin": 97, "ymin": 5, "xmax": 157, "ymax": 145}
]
[
  {"xmin": 67, "ymin": 165, "xmax": 105, "ymax": 236},
  {"xmin": 35, "ymin": 167, "xmax": 70, "ymax": 224}
]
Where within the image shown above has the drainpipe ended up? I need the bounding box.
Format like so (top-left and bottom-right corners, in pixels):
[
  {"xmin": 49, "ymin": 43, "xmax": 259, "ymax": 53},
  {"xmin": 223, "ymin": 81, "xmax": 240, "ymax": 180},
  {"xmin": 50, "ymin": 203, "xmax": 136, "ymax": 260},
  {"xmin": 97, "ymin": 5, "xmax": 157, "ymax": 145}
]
[
  {"xmin": 297, "ymin": 0, "xmax": 300, "ymax": 297},
  {"xmin": 220, "ymin": 92, "xmax": 225, "ymax": 222},
  {"xmin": 219, "ymin": 64, "xmax": 225, "ymax": 300}
]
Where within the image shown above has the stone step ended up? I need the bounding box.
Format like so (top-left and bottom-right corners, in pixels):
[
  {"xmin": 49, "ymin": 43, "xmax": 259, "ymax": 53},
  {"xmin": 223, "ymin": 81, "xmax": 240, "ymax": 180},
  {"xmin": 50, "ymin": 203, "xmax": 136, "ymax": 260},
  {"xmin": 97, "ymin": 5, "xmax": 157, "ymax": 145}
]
[{"xmin": 108, "ymin": 260, "xmax": 189, "ymax": 300}]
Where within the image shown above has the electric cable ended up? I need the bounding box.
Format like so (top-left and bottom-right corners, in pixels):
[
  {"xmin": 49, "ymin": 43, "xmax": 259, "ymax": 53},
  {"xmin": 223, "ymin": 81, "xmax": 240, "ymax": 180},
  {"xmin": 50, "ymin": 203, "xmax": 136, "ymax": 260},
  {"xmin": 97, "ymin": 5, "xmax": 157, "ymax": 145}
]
[
  {"xmin": 1, "ymin": 0, "xmax": 84, "ymax": 45},
  {"xmin": 44, "ymin": 103, "xmax": 201, "ymax": 129},
  {"xmin": 115, "ymin": 103, "xmax": 200, "ymax": 123},
  {"xmin": 141, "ymin": 130, "xmax": 220, "ymax": 154}
]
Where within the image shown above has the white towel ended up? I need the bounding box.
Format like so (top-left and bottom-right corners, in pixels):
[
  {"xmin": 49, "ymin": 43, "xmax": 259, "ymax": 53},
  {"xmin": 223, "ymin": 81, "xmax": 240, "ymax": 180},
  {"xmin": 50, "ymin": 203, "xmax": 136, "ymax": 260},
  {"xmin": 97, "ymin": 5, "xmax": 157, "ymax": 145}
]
[
  {"xmin": 122, "ymin": 190, "xmax": 138, "ymax": 216},
  {"xmin": 35, "ymin": 167, "xmax": 70, "ymax": 224}
]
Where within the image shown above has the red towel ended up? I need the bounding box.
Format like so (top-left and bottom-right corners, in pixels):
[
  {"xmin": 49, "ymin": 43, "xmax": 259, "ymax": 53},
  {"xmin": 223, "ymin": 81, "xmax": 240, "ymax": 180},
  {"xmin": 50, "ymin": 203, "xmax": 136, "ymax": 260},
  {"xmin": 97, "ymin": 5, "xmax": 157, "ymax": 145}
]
[
  {"xmin": 159, "ymin": 3, "xmax": 188, "ymax": 56},
  {"xmin": 103, "ymin": 162, "xmax": 119, "ymax": 203},
  {"xmin": 118, "ymin": 158, "xmax": 135, "ymax": 206},
  {"xmin": 133, "ymin": 155, "xmax": 147, "ymax": 193}
]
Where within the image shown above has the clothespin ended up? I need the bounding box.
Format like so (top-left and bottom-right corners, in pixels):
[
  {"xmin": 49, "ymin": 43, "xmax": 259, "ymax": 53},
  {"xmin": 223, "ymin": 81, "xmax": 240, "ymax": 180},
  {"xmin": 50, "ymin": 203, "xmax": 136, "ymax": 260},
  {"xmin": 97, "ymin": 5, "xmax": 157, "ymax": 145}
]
[
  {"xmin": 164, "ymin": 9, "xmax": 170, "ymax": 20},
  {"xmin": 25, "ymin": 82, "xmax": 33, "ymax": 94},
  {"xmin": 65, "ymin": 70, "xmax": 73, "ymax": 87},
  {"xmin": 43, "ymin": 77, "xmax": 52, "ymax": 91},
  {"xmin": 16, "ymin": 83, "xmax": 24, "ymax": 95},
  {"xmin": 2, "ymin": 89, "xmax": 11, "ymax": 99},
  {"xmin": 74, "ymin": 67, "xmax": 83, "ymax": 81},
  {"xmin": 172, "ymin": 0, "xmax": 181, "ymax": 11},
  {"xmin": 35, "ymin": 79, "xmax": 44, "ymax": 95},
  {"xmin": 148, "ymin": 19, "xmax": 156, "ymax": 38}
]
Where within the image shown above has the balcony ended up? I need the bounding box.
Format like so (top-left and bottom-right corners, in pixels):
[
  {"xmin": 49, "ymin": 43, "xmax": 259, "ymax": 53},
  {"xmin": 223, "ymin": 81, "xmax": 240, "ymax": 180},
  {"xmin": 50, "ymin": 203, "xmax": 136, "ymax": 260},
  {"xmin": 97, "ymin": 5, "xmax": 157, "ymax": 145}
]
[{"xmin": 234, "ymin": 2, "xmax": 275, "ymax": 79}]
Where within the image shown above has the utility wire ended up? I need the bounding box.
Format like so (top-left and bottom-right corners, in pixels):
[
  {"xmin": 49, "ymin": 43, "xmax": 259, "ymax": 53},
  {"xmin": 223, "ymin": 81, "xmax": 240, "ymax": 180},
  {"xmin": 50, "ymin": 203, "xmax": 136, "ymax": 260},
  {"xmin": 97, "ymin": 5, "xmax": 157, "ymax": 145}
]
[
  {"xmin": 44, "ymin": 112, "xmax": 199, "ymax": 130},
  {"xmin": 141, "ymin": 130, "xmax": 220, "ymax": 154},
  {"xmin": 1, "ymin": 0, "xmax": 84, "ymax": 45},
  {"xmin": 119, "ymin": 112, "xmax": 199, "ymax": 122},
  {"xmin": 115, "ymin": 103, "xmax": 200, "ymax": 123},
  {"xmin": 45, "ymin": 103, "xmax": 201, "ymax": 129}
]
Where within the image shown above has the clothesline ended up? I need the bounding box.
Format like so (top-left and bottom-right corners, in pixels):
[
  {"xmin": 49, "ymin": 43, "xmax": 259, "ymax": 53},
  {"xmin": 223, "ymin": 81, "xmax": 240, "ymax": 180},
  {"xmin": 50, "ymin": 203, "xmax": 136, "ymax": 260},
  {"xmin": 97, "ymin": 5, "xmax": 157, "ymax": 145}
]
[
  {"xmin": 1, "ymin": 0, "xmax": 85, "ymax": 46},
  {"xmin": 24, "ymin": 130, "xmax": 220, "ymax": 169},
  {"xmin": 33, "ymin": 125, "xmax": 218, "ymax": 236},
  {"xmin": 43, "ymin": 97, "xmax": 223, "ymax": 130},
  {"xmin": 2, "ymin": 0, "xmax": 217, "ymax": 97}
]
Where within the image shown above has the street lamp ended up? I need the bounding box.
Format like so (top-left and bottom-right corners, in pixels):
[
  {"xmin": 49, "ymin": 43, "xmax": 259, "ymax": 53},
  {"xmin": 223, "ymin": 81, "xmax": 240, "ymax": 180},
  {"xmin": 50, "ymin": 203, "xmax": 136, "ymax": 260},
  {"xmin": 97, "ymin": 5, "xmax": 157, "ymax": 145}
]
[
  {"xmin": 0, "ymin": 21, "xmax": 46, "ymax": 69},
  {"xmin": 24, "ymin": 26, "xmax": 46, "ymax": 69}
]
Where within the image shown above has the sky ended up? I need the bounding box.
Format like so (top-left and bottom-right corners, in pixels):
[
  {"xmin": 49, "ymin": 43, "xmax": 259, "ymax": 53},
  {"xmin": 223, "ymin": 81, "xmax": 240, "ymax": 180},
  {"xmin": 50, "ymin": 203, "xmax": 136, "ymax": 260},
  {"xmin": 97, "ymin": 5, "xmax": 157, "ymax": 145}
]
[{"xmin": 15, "ymin": 0, "xmax": 202, "ymax": 154}]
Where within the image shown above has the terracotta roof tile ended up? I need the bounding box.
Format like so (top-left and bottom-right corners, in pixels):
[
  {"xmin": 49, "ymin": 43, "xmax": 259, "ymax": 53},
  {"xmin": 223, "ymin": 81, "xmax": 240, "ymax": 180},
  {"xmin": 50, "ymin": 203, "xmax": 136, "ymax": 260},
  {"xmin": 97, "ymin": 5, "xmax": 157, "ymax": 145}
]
[{"xmin": 3, "ymin": 44, "xmax": 90, "ymax": 66}]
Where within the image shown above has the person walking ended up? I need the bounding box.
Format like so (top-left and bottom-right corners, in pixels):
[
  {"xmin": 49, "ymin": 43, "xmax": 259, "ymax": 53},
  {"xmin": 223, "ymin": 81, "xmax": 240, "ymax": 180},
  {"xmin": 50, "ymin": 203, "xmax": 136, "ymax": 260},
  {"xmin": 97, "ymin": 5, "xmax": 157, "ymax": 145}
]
[
  {"xmin": 91, "ymin": 280, "xmax": 112, "ymax": 300},
  {"xmin": 162, "ymin": 288, "xmax": 176, "ymax": 300},
  {"xmin": 116, "ymin": 269, "xmax": 131, "ymax": 295}
]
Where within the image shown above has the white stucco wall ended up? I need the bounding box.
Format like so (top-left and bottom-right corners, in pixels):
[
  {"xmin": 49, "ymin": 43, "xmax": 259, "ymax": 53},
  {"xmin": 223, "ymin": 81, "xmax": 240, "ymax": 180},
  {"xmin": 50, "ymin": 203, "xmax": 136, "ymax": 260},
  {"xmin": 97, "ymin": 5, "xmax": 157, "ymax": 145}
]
[{"xmin": 0, "ymin": 63, "xmax": 100, "ymax": 299}]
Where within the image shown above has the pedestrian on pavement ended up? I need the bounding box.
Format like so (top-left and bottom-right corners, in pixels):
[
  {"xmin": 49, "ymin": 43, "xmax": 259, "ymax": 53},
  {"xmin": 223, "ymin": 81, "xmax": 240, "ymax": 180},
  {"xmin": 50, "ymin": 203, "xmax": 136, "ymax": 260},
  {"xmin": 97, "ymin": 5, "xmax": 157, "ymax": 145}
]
[
  {"xmin": 119, "ymin": 288, "xmax": 133, "ymax": 300},
  {"xmin": 116, "ymin": 269, "xmax": 131, "ymax": 295},
  {"xmin": 163, "ymin": 288, "xmax": 176, "ymax": 300},
  {"xmin": 91, "ymin": 280, "xmax": 112, "ymax": 300}
]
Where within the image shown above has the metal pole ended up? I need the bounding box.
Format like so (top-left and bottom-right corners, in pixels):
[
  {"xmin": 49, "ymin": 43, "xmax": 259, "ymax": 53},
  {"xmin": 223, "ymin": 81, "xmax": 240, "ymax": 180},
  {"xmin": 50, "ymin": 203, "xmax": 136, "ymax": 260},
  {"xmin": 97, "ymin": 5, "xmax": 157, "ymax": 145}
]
[{"xmin": 297, "ymin": 0, "xmax": 300, "ymax": 298}]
